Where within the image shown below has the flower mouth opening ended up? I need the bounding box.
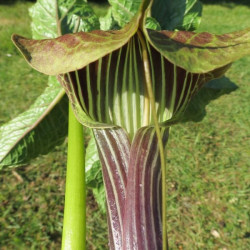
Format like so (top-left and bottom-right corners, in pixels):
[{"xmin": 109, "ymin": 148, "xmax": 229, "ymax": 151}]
[{"xmin": 57, "ymin": 32, "xmax": 218, "ymax": 140}]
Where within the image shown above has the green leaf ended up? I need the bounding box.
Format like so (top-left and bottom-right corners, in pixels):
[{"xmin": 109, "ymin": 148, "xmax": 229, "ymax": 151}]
[
  {"xmin": 99, "ymin": 8, "xmax": 119, "ymax": 31},
  {"xmin": 29, "ymin": 0, "xmax": 58, "ymax": 39},
  {"xmin": 29, "ymin": 0, "xmax": 99, "ymax": 40},
  {"xmin": 151, "ymin": 0, "xmax": 202, "ymax": 31},
  {"xmin": 181, "ymin": 1, "xmax": 202, "ymax": 31},
  {"xmin": 85, "ymin": 133, "xmax": 100, "ymax": 187},
  {"xmin": 2, "ymin": 0, "xmax": 102, "ymax": 169},
  {"xmin": 86, "ymin": 159, "xmax": 102, "ymax": 189},
  {"xmin": 60, "ymin": 0, "xmax": 100, "ymax": 33},
  {"xmin": 0, "ymin": 77, "xmax": 68, "ymax": 169},
  {"xmin": 145, "ymin": 17, "xmax": 161, "ymax": 31},
  {"xmin": 85, "ymin": 131, "xmax": 106, "ymax": 212},
  {"xmin": 108, "ymin": 0, "xmax": 142, "ymax": 27},
  {"xmin": 92, "ymin": 184, "xmax": 106, "ymax": 213},
  {"xmin": 145, "ymin": 28, "xmax": 250, "ymax": 73}
]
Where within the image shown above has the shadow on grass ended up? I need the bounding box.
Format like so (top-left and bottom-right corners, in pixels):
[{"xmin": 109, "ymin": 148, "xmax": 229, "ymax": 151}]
[
  {"xmin": 181, "ymin": 76, "xmax": 238, "ymax": 123},
  {"xmin": 201, "ymin": 0, "xmax": 250, "ymax": 6}
]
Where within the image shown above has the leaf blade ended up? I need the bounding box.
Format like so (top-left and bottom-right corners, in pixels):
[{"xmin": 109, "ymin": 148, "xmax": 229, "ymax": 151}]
[
  {"xmin": 29, "ymin": 0, "xmax": 100, "ymax": 40},
  {"xmin": 0, "ymin": 77, "xmax": 68, "ymax": 169},
  {"xmin": 108, "ymin": 0, "xmax": 142, "ymax": 27},
  {"xmin": 151, "ymin": 0, "xmax": 202, "ymax": 31},
  {"xmin": 60, "ymin": 0, "xmax": 100, "ymax": 33}
]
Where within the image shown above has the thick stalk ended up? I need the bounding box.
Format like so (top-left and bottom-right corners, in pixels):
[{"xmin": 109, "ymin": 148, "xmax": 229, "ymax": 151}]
[
  {"xmin": 93, "ymin": 128, "xmax": 130, "ymax": 250},
  {"xmin": 62, "ymin": 104, "xmax": 86, "ymax": 250},
  {"xmin": 122, "ymin": 127, "xmax": 169, "ymax": 250},
  {"xmin": 94, "ymin": 126, "xmax": 169, "ymax": 250}
]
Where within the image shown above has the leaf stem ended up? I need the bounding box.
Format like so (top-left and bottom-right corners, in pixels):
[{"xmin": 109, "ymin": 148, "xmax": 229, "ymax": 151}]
[
  {"xmin": 137, "ymin": 30, "xmax": 169, "ymax": 250},
  {"xmin": 61, "ymin": 103, "xmax": 86, "ymax": 250}
]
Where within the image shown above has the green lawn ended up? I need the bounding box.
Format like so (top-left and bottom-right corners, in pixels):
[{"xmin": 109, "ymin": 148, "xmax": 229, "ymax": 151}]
[{"xmin": 0, "ymin": 1, "xmax": 250, "ymax": 249}]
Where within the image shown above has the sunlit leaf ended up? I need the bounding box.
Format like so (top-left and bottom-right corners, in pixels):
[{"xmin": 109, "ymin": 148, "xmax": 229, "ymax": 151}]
[
  {"xmin": 108, "ymin": 0, "xmax": 142, "ymax": 27},
  {"xmin": 99, "ymin": 8, "xmax": 119, "ymax": 31},
  {"xmin": 29, "ymin": 0, "xmax": 58, "ymax": 39},
  {"xmin": 0, "ymin": 77, "xmax": 68, "ymax": 169},
  {"xmin": 145, "ymin": 17, "xmax": 161, "ymax": 31},
  {"xmin": 29, "ymin": 0, "xmax": 99, "ymax": 39}
]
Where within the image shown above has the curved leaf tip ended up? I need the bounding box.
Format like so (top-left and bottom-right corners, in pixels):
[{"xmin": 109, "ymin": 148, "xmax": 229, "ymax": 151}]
[
  {"xmin": 12, "ymin": 34, "xmax": 32, "ymax": 64},
  {"xmin": 11, "ymin": 14, "xmax": 140, "ymax": 75},
  {"xmin": 146, "ymin": 28, "xmax": 250, "ymax": 73}
]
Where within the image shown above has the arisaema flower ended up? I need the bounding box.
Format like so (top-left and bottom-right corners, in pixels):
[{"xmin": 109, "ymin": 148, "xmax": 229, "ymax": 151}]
[{"xmin": 12, "ymin": 0, "xmax": 250, "ymax": 249}]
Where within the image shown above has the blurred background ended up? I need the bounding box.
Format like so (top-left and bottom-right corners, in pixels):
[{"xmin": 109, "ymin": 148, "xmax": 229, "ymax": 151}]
[{"xmin": 0, "ymin": 0, "xmax": 249, "ymax": 249}]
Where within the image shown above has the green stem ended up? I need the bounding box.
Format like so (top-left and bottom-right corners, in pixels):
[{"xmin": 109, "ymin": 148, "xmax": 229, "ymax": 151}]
[{"xmin": 62, "ymin": 104, "xmax": 86, "ymax": 250}]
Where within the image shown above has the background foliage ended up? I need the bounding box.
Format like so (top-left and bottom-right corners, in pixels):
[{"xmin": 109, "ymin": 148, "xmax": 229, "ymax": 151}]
[{"xmin": 0, "ymin": 0, "xmax": 249, "ymax": 249}]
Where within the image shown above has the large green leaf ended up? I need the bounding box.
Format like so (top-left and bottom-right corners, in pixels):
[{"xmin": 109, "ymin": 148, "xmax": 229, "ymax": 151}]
[
  {"xmin": 29, "ymin": 0, "xmax": 58, "ymax": 39},
  {"xmin": 0, "ymin": 77, "xmax": 68, "ymax": 169},
  {"xmin": 29, "ymin": 0, "xmax": 99, "ymax": 39},
  {"xmin": 151, "ymin": 0, "xmax": 202, "ymax": 31}
]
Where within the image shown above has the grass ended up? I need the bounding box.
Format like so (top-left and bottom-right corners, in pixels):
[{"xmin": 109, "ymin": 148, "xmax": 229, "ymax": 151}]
[
  {"xmin": 0, "ymin": 1, "xmax": 47, "ymax": 123},
  {"xmin": 167, "ymin": 3, "xmax": 250, "ymax": 249},
  {"xmin": 0, "ymin": 1, "xmax": 250, "ymax": 249}
]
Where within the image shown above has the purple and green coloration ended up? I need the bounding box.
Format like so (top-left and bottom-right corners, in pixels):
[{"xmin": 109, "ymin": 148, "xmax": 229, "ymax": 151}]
[{"xmin": 11, "ymin": 0, "xmax": 250, "ymax": 249}]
